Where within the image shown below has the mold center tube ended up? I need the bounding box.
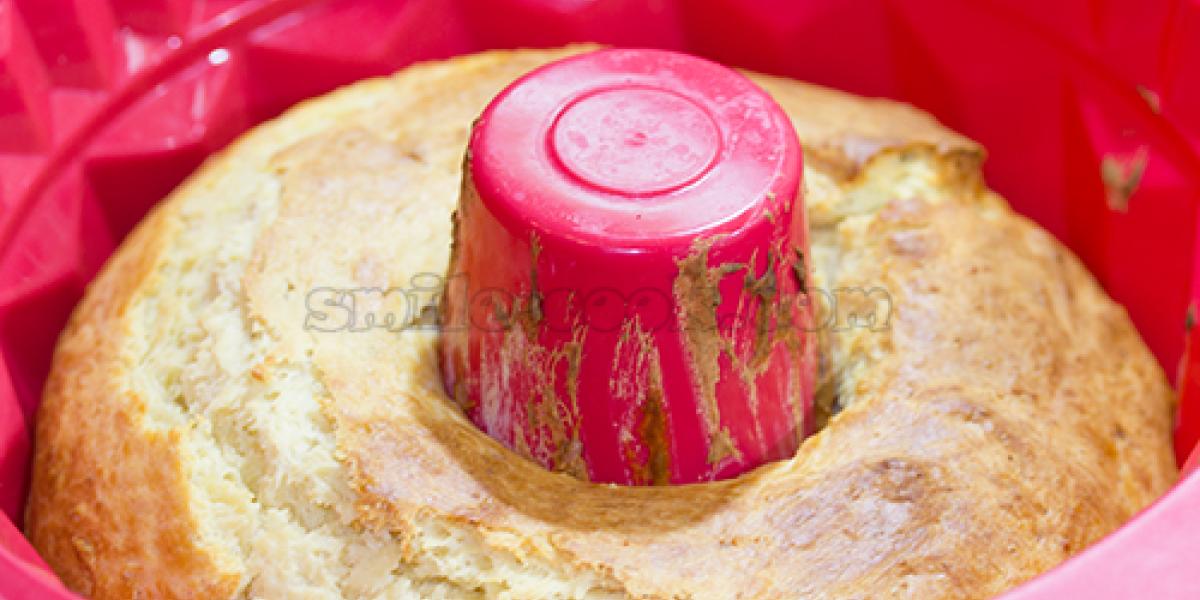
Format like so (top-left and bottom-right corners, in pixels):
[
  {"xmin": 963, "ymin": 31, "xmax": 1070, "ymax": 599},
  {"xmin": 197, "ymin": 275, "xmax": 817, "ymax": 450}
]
[
  {"xmin": 440, "ymin": 48, "xmax": 817, "ymax": 485},
  {"xmin": 549, "ymin": 85, "xmax": 722, "ymax": 196}
]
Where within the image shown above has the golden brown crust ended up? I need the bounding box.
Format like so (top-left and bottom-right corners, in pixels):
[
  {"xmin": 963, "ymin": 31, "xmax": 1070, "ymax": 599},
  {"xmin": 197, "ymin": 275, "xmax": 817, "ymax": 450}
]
[
  {"xmin": 748, "ymin": 72, "xmax": 983, "ymax": 180},
  {"xmin": 26, "ymin": 46, "xmax": 1175, "ymax": 599},
  {"xmin": 25, "ymin": 202, "xmax": 243, "ymax": 598}
]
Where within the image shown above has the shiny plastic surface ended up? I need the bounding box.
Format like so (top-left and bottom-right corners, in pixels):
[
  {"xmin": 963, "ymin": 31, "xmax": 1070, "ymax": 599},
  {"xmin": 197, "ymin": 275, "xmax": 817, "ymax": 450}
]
[
  {"xmin": 1, "ymin": 0, "xmax": 1198, "ymax": 597},
  {"xmin": 443, "ymin": 48, "xmax": 813, "ymax": 484}
]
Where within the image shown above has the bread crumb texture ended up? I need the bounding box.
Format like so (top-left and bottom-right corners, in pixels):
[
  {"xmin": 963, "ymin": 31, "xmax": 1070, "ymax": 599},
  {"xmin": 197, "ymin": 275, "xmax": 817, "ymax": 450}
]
[{"xmin": 26, "ymin": 47, "xmax": 1176, "ymax": 599}]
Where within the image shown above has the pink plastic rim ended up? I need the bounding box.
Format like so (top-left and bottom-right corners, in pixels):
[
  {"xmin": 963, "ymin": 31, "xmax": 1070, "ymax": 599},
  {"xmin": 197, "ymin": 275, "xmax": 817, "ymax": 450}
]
[
  {"xmin": 549, "ymin": 85, "xmax": 723, "ymax": 195},
  {"xmin": 443, "ymin": 48, "xmax": 814, "ymax": 485},
  {"xmin": 470, "ymin": 48, "xmax": 801, "ymax": 247},
  {"xmin": 0, "ymin": 0, "xmax": 1198, "ymax": 597}
]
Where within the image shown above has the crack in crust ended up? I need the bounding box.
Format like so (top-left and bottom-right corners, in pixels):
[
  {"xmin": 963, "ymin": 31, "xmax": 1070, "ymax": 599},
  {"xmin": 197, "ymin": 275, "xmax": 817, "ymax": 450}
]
[{"xmin": 26, "ymin": 47, "xmax": 1176, "ymax": 600}]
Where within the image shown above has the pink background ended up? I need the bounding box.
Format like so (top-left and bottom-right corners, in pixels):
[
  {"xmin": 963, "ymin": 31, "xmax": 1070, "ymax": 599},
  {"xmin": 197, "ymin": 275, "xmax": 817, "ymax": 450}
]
[{"xmin": 1, "ymin": 0, "xmax": 1198, "ymax": 597}]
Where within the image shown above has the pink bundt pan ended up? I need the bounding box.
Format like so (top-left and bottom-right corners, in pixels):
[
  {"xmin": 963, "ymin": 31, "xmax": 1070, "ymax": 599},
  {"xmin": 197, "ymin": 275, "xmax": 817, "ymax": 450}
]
[{"xmin": 1, "ymin": 1, "xmax": 1198, "ymax": 597}]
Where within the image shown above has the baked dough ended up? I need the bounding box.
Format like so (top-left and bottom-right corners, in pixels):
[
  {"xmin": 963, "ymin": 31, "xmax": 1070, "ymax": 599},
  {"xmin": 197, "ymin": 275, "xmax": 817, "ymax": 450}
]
[{"xmin": 26, "ymin": 46, "xmax": 1176, "ymax": 599}]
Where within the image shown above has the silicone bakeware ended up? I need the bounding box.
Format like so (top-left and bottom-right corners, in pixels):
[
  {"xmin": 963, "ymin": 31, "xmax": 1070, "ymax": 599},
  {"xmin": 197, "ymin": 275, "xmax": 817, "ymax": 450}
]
[
  {"xmin": 1, "ymin": 1, "xmax": 1198, "ymax": 598},
  {"xmin": 445, "ymin": 48, "xmax": 812, "ymax": 485}
]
